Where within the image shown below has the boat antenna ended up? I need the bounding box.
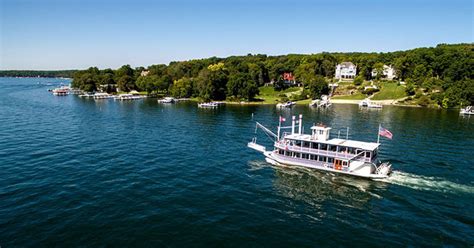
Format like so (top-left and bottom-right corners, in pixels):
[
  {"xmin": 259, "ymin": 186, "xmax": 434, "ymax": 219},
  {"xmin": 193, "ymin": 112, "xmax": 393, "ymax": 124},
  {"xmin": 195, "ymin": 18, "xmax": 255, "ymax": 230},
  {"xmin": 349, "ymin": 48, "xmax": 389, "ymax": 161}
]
[
  {"xmin": 377, "ymin": 124, "xmax": 381, "ymax": 144},
  {"xmin": 346, "ymin": 127, "xmax": 349, "ymax": 140}
]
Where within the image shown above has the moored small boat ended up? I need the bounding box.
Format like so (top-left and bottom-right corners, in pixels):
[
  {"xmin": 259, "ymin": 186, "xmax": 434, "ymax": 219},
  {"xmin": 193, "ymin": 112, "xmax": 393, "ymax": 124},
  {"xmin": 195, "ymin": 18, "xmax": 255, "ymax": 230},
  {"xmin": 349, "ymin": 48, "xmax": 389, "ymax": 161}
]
[
  {"xmin": 158, "ymin": 97, "xmax": 175, "ymax": 103},
  {"xmin": 359, "ymin": 98, "xmax": 382, "ymax": 108},
  {"xmin": 115, "ymin": 94, "xmax": 145, "ymax": 101},
  {"xmin": 79, "ymin": 92, "xmax": 94, "ymax": 98},
  {"xmin": 310, "ymin": 95, "xmax": 331, "ymax": 108},
  {"xmin": 276, "ymin": 101, "xmax": 295, "ymax": 108},
  {"xmin": 460, "ymin": 106, "xmax": 474, "ymax": 115},
  {"xmin": 93, "ymin": 92, "xmax": 113, "ymax": 100},
  {"xmin": 198, "ymin": 102, "xmax": 219, "ymax": 108},
  {"xmin": 52, "ymin": 87, "xmax": 68, "ymax": 96},
  {"xmin": 51, "ymin": 85, "xmax": 72, "ymax": 96}
]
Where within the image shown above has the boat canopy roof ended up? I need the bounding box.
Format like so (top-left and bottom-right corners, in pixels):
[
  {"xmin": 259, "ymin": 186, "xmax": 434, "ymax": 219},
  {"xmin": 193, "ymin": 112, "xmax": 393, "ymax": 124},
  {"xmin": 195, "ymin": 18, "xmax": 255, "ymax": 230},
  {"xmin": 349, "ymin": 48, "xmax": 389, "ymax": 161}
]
[{"xmin": 284, "ymin": 134, "xmax": 380, "ymax": 151}]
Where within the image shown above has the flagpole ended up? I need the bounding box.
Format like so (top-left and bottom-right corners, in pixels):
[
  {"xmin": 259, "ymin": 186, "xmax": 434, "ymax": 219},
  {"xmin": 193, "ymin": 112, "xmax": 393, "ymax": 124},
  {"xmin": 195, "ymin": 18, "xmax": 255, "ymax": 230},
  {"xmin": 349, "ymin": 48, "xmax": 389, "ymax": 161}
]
[
  {"xmin": 277, "ymin": 116, "xmax": 281, "ymax": 141},
  {"xmin": 377, "ymin": 124, "xmax": 380, "ymax": 144}
]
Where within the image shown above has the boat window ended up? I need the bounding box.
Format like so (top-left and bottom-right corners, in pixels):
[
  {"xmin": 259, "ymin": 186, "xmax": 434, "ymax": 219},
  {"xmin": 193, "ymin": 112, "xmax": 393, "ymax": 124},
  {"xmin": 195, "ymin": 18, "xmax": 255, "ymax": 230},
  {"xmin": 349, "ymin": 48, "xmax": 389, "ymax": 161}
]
[
  {"xmin": 310, "ymin": 155, "xmax": 317, "ymax": 160},
  {"xmin": 302, "ymin": 142, "xmax": 310, "ymax": 148},
  {"xmin": 338, "ymin": 146, "xmax": 346, "ymax": 152},
  {"xmin": 328, "ymin": 157, "xmax": 334, "ymax": 163},
  {"xmin": 294, "ymin": 152, "xmax": 300, "ymax": 158},
  {"xmin": 320, "ymin": 144, "xmax": 327, "ymax": 150},
  {"xmin": 329, "ymin": 145, "xmax": 337, "ymax": 152},
  {"xmin": 295, "ymin": 140, "xmax": 302, "ymax": 147},
  {"xmin": 318, "ymin": 156, "xmax": 325, "ymax": 162},
  {"xmin": 343, "ymin": 161, "xmax": 348, "ymax": 166},
  {"xmin": 365, "ymin": 152, "xmax": 371, "ymax": 158},
  {"xmin": 302, "ymin": 153, "xmax": 309, "ymax": 159},
  {"xmin": 278, "ymin": 149, "xmax": 284, "ymax": 155}
]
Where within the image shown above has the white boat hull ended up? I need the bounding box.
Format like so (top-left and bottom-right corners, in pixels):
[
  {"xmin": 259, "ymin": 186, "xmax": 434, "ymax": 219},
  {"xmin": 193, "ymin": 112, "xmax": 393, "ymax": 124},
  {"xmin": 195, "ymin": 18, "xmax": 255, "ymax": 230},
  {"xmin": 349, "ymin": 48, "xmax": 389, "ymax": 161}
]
[{"xmin": 263, "ymin": 151, "xmax": 390, "ymax": 179}]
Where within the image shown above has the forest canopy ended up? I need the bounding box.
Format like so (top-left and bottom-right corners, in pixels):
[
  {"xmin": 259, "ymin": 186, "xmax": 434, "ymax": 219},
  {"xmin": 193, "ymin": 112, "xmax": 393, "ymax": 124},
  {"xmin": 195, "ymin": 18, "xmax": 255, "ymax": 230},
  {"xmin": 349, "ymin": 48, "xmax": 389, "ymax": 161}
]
[{"xmin": 2, "ymin": 43, "xmax": 472, "ymax": 107}]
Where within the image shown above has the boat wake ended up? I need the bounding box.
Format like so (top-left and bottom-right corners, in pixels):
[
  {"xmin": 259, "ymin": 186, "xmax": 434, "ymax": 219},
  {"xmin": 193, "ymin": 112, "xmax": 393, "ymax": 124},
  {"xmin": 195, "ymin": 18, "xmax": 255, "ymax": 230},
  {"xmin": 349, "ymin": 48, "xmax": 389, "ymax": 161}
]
[
  {"xmin": 381, "ymin": 171, "xmax": 474, "ymax": 194},
  {"xmin": 247, "ymin": 160, "xmax": 272, "ymax": 171}
]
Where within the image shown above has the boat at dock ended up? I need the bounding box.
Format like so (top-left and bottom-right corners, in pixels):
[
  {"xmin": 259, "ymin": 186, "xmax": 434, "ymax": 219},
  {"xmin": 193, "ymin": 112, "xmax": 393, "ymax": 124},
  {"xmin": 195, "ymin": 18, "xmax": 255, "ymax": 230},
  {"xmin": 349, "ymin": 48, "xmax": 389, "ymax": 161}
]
[
  {"xmin": 68, "ymin": 89, "xmax": 83, "ymax": 95},
  {"xmin": 158, "ymin": 97, "xmax": 176, "ymax": 103},
  {"xmin": 79, "ymin": 92, "xmax": 95, "ymax": 98},
  {"xmin": 93, "ymin": 92, "xmax": 114, "ymax": 100},
  {"xmin": 276, "ymin": 101, "xmax": 295, "ymax": 108},
  {"xmin": 198, "ymin": 102, "xmax": 220, "ymax": 108},
  {"xmin": 114, "ymin": 94, "xmax": 145, "ymax": 101},
  {"xmin": 247, "ymin": 115, "xmax": 392, "ymax": 179},
  {"xmin": 309, "ymin": 95, "xmax": 332, "ymax": 108},
  {"xmin": 52, "ymin": 88, "xmax": 68, "ymax": 96},
  {"xmin": 460, "ymin": 106, "xmax": 474, "ymax": 115},
  {"xmin": 51, "ymin": 86, "xmax": 70, "ymax": 96},
  {"xmin": 359, "ymin": 98, "xmax": 382, "ymax": 108}
]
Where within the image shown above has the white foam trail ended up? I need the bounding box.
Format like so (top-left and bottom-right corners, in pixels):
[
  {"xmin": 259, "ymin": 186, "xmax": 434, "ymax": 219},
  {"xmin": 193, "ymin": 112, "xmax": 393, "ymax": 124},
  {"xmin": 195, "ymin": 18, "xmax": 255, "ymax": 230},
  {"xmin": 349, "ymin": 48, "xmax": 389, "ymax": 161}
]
[
  {"xmin": 383, "ymin": 171, "xmax": 474, "ymax": 194},
  {"xmin": 247, "ymin": 160, "xmax": 271, "ymax": 171}
]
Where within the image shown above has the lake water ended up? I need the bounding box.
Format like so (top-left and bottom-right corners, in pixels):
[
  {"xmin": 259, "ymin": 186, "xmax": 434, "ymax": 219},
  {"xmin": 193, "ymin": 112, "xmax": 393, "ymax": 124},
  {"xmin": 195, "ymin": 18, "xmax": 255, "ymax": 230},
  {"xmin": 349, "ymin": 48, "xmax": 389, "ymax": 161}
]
[{"xmin": 0, "ymin": 77, "xmax": 473, "ymax": 247}]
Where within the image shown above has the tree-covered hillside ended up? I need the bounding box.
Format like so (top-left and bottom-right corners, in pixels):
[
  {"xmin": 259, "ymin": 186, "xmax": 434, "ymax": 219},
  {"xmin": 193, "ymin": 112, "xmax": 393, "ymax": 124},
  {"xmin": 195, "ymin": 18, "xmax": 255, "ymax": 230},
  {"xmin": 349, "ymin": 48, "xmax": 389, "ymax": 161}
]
[{"xmin": 68, "ymin": 43, "xmax": 472, "ymax": 107}]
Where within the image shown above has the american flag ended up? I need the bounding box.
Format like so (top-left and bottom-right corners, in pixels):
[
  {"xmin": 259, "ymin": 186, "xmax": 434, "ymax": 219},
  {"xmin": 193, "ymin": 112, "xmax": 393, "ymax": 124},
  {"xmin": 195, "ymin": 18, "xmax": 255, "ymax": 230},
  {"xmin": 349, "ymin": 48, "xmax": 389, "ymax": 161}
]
[{"xmin": 379, "ymin": 126, "xmax": 393, "ymax": 139}]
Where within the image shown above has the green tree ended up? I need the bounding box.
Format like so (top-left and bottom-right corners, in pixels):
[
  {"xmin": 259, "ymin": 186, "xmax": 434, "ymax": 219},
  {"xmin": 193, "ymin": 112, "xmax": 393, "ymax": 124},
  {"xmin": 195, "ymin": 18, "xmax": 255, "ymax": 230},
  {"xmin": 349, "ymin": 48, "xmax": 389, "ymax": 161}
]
[
  {"xmin": 294, "ymin": 62, "xmax": 316, "ymax": 87},
  {"xmin": 307, "ymin": 75, "xmax": 329, "ymax": 99},
  {"xmin": 417, "ymin": 95, "xmax": 431, "ymax": 106},
  {"xmin": 354, "ymin": 75, "xmax": 364, "ymax": 86},
  {"xmin": 373, "ymin": 62, "xmax": 384, "ymax": 80},
  {"xmin": 227, "ymin": 73, "xmax": 259, "ymax": 100},
  {"xmin": 117, "ymin": 75, "xmax": 135, "ymax": 92},
  {"xmin": 170, "ymin": 77, "xmax": 194, "ymax": 98},
  {"xmin": 321, "ymin": 59, "xmax": 335, "ymax": 77},
  {"xmin": 196, "ymin": 63, "xmax": 228, "ymax": 100},
  {"xmin": 136, "ymin": 75, "xmax": 160, "ymax": 94},
  {"xmin": 411, "ymin": 64, "xmax": 429, "ymax": 85},
  {"xmin": 405, "ymin": 81, "xmax": 416, "ymax": 96},
  {"xmin": 116, "ymin": 65, "xmax": 134, "ymax": 78}
]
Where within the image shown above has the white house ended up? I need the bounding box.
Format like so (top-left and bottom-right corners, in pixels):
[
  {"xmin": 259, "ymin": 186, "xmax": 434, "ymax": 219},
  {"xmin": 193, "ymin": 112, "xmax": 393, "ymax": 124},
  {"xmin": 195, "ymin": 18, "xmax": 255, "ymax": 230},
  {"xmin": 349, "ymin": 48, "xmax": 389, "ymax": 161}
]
[
  {"xmin": 371, "ymin": 65, "xmax": 396, "ymax": 80},
  {"xmin": 335, "ymin": 62, "xmax": 357, "ymax": 80}
]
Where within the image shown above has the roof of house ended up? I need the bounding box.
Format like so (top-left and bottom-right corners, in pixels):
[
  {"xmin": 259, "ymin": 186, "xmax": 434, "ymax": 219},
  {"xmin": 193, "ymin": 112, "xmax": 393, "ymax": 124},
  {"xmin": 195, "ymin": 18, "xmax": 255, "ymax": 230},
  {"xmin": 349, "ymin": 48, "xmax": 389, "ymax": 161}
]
[{"xmin": 338, "ymin": 62, "xmax": 355, "ymax": 68}]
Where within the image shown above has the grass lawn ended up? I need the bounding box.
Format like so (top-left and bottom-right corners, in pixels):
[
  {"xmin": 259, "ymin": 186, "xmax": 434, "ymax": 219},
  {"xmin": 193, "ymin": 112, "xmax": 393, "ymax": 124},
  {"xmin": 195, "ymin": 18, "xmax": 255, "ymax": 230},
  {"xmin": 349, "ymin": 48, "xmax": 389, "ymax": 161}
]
[
  {"xmin": 255, "ymin": 86, "xmax": 302, "ymax": 104},
  {"xmin": 332, "ymin": 93, "xmax": 367, "ymax": 100},
  {"xmin": 296, "ymin": 99, "xmax": 312, "ymax": 105},
  {"xmin": 372, "ymin": 82, "xmax": 407, "ymax": 100}
]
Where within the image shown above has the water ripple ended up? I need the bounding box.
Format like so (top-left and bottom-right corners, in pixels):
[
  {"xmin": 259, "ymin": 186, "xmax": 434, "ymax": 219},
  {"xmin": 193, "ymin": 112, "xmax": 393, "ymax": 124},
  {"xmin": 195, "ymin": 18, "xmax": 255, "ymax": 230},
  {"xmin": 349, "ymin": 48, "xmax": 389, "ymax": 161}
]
[{"xmin": 0, "ymin": 78, "xmax": 473, "ymax": 247}]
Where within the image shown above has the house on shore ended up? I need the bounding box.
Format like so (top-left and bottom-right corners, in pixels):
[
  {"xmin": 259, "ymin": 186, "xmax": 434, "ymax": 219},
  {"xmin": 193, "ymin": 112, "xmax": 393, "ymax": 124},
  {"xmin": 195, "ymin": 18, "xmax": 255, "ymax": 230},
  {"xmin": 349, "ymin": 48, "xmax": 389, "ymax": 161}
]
[
  {"xmin": 140, "ymin": 70, "xmax": 150, "ymax": 77},
  {"xmin": 371, "ymin": 65, "xmax": 396, "ymax": 80},
  {"xmin": 335, "ymin": 62, "xmax": 357, "ymax": 81},
  {"xmin": 283, "ymin": 72, "xmax": 296, "ymax": 85},
  {"xmin": 265, "ymin": 72, "xmax": 301, "ymax": 87},
  {"xmin": 282, "ymin": 72, "xmax": 302, "ymax": 86}
]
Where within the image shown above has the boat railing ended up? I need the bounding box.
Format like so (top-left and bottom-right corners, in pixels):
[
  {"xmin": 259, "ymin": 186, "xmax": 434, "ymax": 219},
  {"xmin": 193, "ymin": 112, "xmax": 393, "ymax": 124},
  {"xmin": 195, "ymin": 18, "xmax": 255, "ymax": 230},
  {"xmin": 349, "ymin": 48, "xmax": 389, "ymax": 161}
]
[{"xmin": 274, "ymin": 142, "xmax": 371, "ymax": 162}]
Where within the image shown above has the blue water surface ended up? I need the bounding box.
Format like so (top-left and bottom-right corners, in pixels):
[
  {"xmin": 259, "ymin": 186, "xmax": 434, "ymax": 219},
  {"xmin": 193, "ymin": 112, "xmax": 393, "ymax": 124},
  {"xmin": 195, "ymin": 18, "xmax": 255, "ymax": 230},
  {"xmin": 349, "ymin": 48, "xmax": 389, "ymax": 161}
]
[{"xmin": 0, "ymin": 77, "xmax": 473, "ymax": 247}]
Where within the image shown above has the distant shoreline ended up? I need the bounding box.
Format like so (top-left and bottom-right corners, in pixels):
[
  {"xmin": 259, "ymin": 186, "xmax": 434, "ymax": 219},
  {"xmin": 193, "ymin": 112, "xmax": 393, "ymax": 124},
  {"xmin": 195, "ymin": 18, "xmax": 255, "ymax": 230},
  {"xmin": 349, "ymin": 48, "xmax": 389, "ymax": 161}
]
[{"xmin": 0, "ymin": 76, "xmax": 72, "ymax": 79}]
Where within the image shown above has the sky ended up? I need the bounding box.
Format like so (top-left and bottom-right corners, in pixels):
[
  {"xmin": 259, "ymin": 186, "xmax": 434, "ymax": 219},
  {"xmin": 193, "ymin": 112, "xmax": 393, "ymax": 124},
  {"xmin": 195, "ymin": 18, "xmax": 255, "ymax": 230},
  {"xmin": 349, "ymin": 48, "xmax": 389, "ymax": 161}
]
[{"xmin": 0, "ymin": 0, "xmax": 473, "ymax": 70}]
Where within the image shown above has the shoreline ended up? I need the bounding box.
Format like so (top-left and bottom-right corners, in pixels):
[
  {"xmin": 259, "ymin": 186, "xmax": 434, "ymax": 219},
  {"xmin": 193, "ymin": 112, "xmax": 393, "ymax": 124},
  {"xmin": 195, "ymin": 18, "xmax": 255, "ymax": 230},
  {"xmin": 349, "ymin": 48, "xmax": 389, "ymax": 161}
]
[{"xmin": 222, "ymin": 98, "xmax": 422, "ymax": 107}]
